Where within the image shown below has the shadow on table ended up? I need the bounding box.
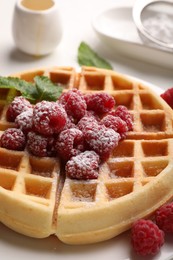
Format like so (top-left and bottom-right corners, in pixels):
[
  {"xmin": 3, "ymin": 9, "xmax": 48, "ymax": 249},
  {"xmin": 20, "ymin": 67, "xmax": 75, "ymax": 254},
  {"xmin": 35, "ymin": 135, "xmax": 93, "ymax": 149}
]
[{"xmin": 8, "ymin": 47, "xmax": 52, "ymax": 64}]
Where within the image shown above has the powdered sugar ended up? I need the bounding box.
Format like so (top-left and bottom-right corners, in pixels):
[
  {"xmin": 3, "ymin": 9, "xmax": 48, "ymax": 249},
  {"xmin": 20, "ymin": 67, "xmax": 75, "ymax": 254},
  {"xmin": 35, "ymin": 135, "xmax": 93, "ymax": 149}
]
[
  {"xmin": 0, "ymin": 128, "xmax": 26, "ymax": 151},
  {"xmin": 33, "ymin": 101, "xmax": 67, "ymax": 135},
  {"xmin": 66, "ymin": 151, "xmax": 99, "ymax": 180},
  {"xmin": 85, "ymin": 126, "xmax": 120, "ymax": 160},
  {"xmin": 27, "ymin": 131, "xmax": 55, "ymax": 157},
  {"xmin": 1, "ymin": 87, "xmax": 133, "ymax": 180},
  {"xmin": 6, "ymin": 96, "xmax": 32, "ymax": 122},
  {"xmin": 59, "ymin": 89, "xmax": 87, "ymax": 120},
  {"xmin": 101, "ymin": 115, "xmax": 128, "ymax": 139},
  {"xmin": 85, "ymin": 92, "xmax": 115, "ymax": 114},
  {"xmin": 55, "ymin": 128, "xmax": 84, "ymax": 160},
  {"xmin": 143, "ymin": 13, "xmax": 173, "ymax": 44},
  {"xmin": 15, "ymin": 108, "xmax": 33, "ymax": 133}
]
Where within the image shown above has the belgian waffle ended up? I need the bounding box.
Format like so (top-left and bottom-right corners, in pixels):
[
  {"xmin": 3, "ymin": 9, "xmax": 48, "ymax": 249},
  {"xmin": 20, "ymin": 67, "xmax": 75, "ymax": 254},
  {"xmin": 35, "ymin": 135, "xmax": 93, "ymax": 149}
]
[{"xmin": 0, "ymin": 66, "xmax": 173, "ymax": 245}]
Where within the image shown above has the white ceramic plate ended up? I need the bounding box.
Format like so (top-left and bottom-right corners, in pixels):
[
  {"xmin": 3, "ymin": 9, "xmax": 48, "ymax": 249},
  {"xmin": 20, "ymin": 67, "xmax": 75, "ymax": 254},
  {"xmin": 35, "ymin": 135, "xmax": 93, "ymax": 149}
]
[
  {"xmin": 0, "ymin": 80, "xmax": 173, "ymax": 260},
  {"xmin": 92, "ymin": 6, "xmax": 173, "ymax": 70}
]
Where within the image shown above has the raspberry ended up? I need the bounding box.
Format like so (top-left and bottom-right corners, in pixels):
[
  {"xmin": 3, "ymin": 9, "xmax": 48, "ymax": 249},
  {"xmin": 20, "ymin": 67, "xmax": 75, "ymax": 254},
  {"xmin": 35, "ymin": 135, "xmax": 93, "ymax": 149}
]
[
  {"xmin": 6, "ymin": 96, "xmax": 32, "ymax": 122},
  {"xmin": 85, "ymin": 125, "xmax": 120, "ymax": 160},
  {"xmin": 84, "ymin": 92, "xmax": 115, "ymax": 115},
  {"xmin": 77, "ymin": 116, "xmax": 99, "ymax": 134},
  {"xmin": 55, "ymin": 128, "xmax": 84, "ymax": 161},
  {"xmin": 33, "ymin": 101, "xmax": 67, "ymax": 136},
  {"xmin": 160, "ymin": 88, "xmax": 173, "ymax": 109},
  {"xmin": 59, "ymin": 89, "xmax": 87, "ymax": 120},
  {"xmin": 65, "ymin": 151, "xmax": 100, "ymax": 180},
  {"xmin": 101, "ymin": 115, "xmax": 128, "ymax": 139},
  {"xmin": 0, "ymin": 128, "xmax": 26, "ymax": 151},
  {"xmin": 84, "ymin": 110, "xmax": 100, "ymax": 121},
  {"xmin": 113, "ymin": 105, "xmax": 133, "ymax": 131},
  {"xmin": 62, "ymin": 116, "xmax": 77, "ymax": 131},
  {"xmin": 27, "ymin": 131, "xmax": 55, "ymax": 157},
  {"xmin": 15, "ymin": 109, "xmax": 33, "ymax": 134},
  {"xmin": 131, "ymin": 219, "xmax": 164, "ymax": 256},
  {"xmin": 155, "ymin": 202, "xmax": 173, "ymax": 233},
  {"xmin": 59, "ymin": 89, "xmax": 83, "ymax": 105}
]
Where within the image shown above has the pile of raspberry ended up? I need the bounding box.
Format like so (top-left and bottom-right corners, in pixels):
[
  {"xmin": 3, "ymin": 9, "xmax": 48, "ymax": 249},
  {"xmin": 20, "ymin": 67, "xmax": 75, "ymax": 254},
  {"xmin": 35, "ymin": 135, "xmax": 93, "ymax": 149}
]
[
  {"xmin": 131, "ymin": 201, "xmax": 173, "ymax": 256},
  {"xmin": 0, "ymin": 89, "xmax": 133, "ymax": 180}
]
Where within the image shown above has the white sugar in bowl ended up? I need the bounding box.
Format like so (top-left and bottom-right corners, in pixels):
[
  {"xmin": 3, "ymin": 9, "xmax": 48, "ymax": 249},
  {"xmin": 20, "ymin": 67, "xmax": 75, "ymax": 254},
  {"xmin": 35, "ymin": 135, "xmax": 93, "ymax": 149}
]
[{"xmin": 12, "ymin": 0, "xmax": 63, "ymax": 56}]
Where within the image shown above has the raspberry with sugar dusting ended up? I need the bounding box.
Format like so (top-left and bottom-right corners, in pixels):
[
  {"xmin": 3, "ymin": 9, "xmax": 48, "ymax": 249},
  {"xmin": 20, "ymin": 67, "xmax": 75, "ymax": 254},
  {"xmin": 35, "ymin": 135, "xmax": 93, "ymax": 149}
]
[
  {"xmin": 85, "ymin": 125, "xmax": 120, "ymax": 160},
  {"xmin": 55, "ymin": 128, "xmax": 84, "ymax": 161},
  {"xmin": 65, "ymin": 150, "xmax": 100, "ymax": 180},
  {"xmin": 59, "ymin": 88, "xmax": 87, "ymax": 120},
  {"xmin": 131, "ymin": 219, "xmax": 164, "ymax": 256},
  {"xmin": 6, "ymin": 96, "xmax": 32, "ymax": 122},
  {"xmin": 62, "ymin": 116, "xmax": 77, "ymax": 131},
  {"xmin": 84, "ymin": 92, "xmax": 115, "ymax": 115},
  {"xmin": 15, "ymin": 108, "xmax": 33, "ymax": 134},
  {"xmin": 101, "ymin": 115, "xmax": 128, "ymax": 139},
  {"xmin": 155, "ymin": 202, "xmax": 173, "ymax": 233},
  {"xmin": 0, "ymin": 128, "xmax": 26, "ymax": 151},
  {"xmin": 84, "ymin": 110, "xmax": 100, "ymax": 121},
  {"xmin": 33, "ymin": 101, "xmax": 67, "ymax": 136},
  {"xmin": 77, "ymin": 116, "xmax": 99, "ymax": 134},
  {"xmin": 59, "ymin": 88, "xmax": 83, "ymax": 105},
  {"xmin": 27, "ymin": 131, "xmax": 55, "ymax": 157},
  {"xmin": 113, "ymin": 105, "xmax": 133, "ymax": 131}
]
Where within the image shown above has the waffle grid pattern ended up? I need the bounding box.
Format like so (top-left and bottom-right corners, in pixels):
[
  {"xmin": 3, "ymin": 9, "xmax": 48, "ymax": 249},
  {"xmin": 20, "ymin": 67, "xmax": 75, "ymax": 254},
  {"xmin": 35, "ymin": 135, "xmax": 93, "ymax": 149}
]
[
  {"xmin": 0, "ymin": 66, "xmax": 173, "ymax": 243},
  {"xmin": 58, "ymin": 139, "xmax": 171, "ymax": 207}
]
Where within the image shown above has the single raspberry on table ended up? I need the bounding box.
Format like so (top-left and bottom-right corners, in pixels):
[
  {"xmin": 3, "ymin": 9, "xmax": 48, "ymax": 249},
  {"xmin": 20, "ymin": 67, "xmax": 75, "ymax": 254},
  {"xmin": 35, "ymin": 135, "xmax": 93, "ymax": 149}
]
[
  {"xmin": 6, "ymin": 96, "xmax": 32, "ymax": 122},
  {"xmin": 15, "ymin": 108, "xmax": 33, "ymax": 134},
  {"xmin": 65, "ymin": 150, "xmax": 100, "ymax": 180},
  {"xmin": 131, "ymin": 219, "xmax": 164, "ymax": 256},
  {"xmin": 0, "ymin": 128, "xmax": 26, "ymax": 151},
  {"xmin": 101, "ymin": 115, "xmax": 128, "ymax": 139},
  {"xmin": 155, "ymin": 202, "xmax": 173, "ymax": 233},
  {"xmin": 33, "ymin": 101, "xmax": 67, "ymax": 136},
  {"xmin": 27, "ymin": 131, "xmax": 55, "ymax": 157},
  {"xmin": 59, "ymin": 89, "xmax": 87, "ymax": 120},
  {"xmin": 84, "ymin": 92, "xmax": 115, "ymax": 115},
  {"xmin": 160, "ymin": 88, "xmax": 173, "ymax": 109},
  {"xmin": 55, "ymin": 128, "xmax": 84, "ymax": 161},
  {"xmin": 85, "ymin": 125, "xmax": 120, "ymax": 160},
  {"xmin": 110, "ymin": 105, "xmax": 133, "ymax": 131}
]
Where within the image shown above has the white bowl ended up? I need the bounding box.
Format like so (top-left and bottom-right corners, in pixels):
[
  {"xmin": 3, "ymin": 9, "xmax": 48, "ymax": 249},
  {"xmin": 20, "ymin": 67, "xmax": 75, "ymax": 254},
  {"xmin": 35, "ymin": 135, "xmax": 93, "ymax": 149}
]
[{"xmin": 92, "ymin": 5, "xmax": 173, "ymax": 69}]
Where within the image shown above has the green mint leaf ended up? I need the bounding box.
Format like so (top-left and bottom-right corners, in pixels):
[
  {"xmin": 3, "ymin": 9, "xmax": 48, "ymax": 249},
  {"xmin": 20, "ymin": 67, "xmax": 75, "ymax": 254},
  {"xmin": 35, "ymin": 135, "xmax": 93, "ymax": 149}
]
[
  {"xmin": 78, "ymin": 42, "xmax": 113, "ymax": 70},
  {"xmin": 0, "ymin": 76, "xmax": 63, "ymax": 103},
  {"xmin": 34, "ymin": 76, "xmax": 63, "ymax": 102},
  {"xmin": 0, "ymin": 76, "xmax": 38, "ymax": 102}
]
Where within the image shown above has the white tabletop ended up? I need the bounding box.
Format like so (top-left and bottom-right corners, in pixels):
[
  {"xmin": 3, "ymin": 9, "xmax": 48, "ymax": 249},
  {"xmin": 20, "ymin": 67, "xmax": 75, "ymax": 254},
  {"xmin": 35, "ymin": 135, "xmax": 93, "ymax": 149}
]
[
  {"xmin": 0, "ymin": 0, "xmax": 173, "ymax": 91},
  {"xmin": 0, "ymin": 2, "xmax": 173, "ymax": 260}
]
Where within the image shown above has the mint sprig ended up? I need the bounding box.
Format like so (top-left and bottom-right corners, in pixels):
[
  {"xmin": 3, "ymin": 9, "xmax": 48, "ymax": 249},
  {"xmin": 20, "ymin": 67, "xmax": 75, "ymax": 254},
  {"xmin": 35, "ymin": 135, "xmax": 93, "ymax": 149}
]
[
  {"xmin": 0, "ymin": 76, "xmax": 63, "ymax": 103},
  {"xmin": 34, "ymin": 76, "xmax": 63, "ymax": 102},
  {"xmin": 78, "ymin": 42, "xmax": 113, "ymax": 70}
]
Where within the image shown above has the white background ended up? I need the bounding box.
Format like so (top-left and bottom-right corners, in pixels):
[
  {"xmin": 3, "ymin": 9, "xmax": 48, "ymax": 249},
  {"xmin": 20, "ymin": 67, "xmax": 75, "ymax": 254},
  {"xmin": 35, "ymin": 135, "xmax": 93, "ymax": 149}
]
[
  {"xmin": 0, "ymin": 1, "xmax": 173, "ymax": 260},
  {"xmin": 0, "ymin": 0, "xmax": 173, "ymax": 90}
]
